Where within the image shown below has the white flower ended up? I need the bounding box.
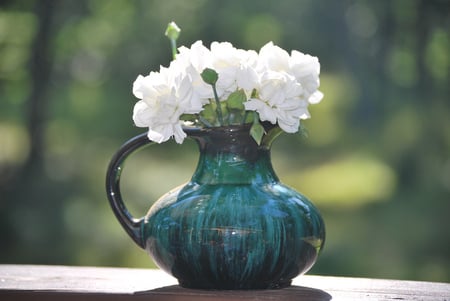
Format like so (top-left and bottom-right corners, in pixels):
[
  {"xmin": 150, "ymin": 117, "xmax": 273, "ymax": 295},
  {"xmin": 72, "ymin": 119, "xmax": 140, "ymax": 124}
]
[
  {"xmin": 132, "ymin": 66, "xmax": 202, "ymax": 144},
  {"xmin": 242, "ymin": 42, "xmax": 323, "ymax": 132},
  {"xmin": 209, "ymin": 42, "xmax": 259, "ymax": 99},
  {"xmin": 245, "ymin": 71, "xmax": 306, "ymax": 133},
  {"xmin": 235, "ymin": 49, "xmax": 259, "ymax": 96},
  {"xmin": 176, "ymin": 41, "xmax": 214, "ymax": 102},
  {"xmin": 289, "ymin": 50, "xmax": 323, "ymax": 104},
  {"xmin": 257, "ymin": 42, "xmax": 323, "ymax": 103},
  {"xmin": 131, "ymin": 38, "xmax": 323, "ymax": 144},
  {"xmin": 173, "ymin": 40, "xmax": 261, "ymax": 104},
  {"xmin": 257, "ymin": 42, "xmax": 291, "ymax": 73}
]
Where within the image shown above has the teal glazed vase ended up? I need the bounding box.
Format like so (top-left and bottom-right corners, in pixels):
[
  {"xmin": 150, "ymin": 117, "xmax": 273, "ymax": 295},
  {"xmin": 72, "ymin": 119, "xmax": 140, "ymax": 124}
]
[{"xmin": 106, "ymin": 125, "xmax": 325, "ymax": 289}]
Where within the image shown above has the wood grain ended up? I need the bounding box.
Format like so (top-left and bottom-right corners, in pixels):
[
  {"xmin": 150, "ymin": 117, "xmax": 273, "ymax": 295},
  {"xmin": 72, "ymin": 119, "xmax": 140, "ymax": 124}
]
[{"xmin": 0, "ymin": 265, "xmax": 448, "ymax": 301}]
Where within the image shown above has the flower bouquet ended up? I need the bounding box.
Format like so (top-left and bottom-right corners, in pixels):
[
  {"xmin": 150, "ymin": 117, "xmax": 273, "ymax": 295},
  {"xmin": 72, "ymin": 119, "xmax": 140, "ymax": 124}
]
[
  {"xmin": 132, "ymin": 22, "xmax": 323, "ymax": 145},
  {"xmin": 106, "ymin": 22, "xmax": 326, "ymax": 289}
]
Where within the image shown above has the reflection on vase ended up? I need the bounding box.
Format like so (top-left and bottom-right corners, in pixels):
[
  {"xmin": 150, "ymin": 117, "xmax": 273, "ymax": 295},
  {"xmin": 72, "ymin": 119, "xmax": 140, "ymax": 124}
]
[{"xmin": 107, "ymin": 125, "xmax": 325, "ymax": 289}]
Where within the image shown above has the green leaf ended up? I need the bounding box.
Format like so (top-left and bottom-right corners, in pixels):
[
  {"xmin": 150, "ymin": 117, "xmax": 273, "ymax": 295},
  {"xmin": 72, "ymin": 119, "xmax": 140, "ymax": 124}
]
[
  {"xmin": 201, "ymin": 68, "xmax": 219, "ymax": 85},
  {"xmin": 180, "ymin": 113, "xmax": 197, "ymax": 122},
  {"xmin": 226, "ymin": 89, "xmax": 246, "ymax": 110},
  {"xmin": 202, "ymin": 102, "xmax": 215, "ymax": 115},
  {"xmin": 297, "ymin": 123, "xmax": 309, "ymax": 138},
  {"xmin": 220, "ymin": 101, "xmax": 229, "ymax": 119},
  {"xmin": 243, "ymin": 111, "xmax": 254, "ymax": 124},
  {"xmin": 250, "ymin": 118, "xmax": 265, "ymax": 145},
  {"xmin": 200, "ymin": 103, "xmax": 217, "ymax": 125},
  {"xmin": 261, "ymin": 125, "xmax": 283, "ymax": 147}
]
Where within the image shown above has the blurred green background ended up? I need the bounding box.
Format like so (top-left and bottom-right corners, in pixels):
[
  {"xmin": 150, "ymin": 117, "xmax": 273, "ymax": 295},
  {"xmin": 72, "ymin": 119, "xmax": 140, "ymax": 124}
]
[{"xmin": 1, "ymin": 0, "xmax": 449, "ymax": 282}]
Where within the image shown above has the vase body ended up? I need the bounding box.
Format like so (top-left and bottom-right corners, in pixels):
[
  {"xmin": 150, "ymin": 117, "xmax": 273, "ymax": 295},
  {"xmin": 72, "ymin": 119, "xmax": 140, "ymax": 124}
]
[{"xmin": 106, "ymin": 125, "xmax": 325, "ymax": 290}]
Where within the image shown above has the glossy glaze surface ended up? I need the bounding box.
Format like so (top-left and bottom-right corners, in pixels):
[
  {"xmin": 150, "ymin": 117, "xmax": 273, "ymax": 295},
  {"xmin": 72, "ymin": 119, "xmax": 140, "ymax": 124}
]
[{"xmin": 141, "ymin": 126, "xmax": 325, "ymax": 289}]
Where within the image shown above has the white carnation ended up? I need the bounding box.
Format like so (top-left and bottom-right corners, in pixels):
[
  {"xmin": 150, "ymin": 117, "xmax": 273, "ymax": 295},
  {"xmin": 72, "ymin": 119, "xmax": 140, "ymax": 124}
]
[
  {"xmin": 245, "ymin": 71, "xmax": 305, "ymax": 133},
  {"xmin": 242, "ymin": 42, "xmax": 323, "ymax": 132},
  {"xmin": 132, "ymin": 39, "xmax": 323, "ymax": 143},
  {"xmin": 132, "ymin": 65, "xmax": 202, "ymax": 144}
]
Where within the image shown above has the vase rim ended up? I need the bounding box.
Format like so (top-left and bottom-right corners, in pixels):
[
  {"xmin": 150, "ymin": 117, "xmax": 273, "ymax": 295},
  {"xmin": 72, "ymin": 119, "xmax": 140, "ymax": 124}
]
[
  {"xmin": 182, "ymin": 122, "xmax": 277, "ymax": 136},
  {"xmin": 182, "ymin": 123, "xmax": 251, "ymax": 134}
]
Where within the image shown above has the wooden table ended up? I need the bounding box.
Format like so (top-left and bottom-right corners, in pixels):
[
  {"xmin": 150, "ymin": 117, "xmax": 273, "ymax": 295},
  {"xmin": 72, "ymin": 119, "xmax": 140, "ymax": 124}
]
[{"xmin": 0, "ymin": 265, "xmax": 448, "ymax": 300}]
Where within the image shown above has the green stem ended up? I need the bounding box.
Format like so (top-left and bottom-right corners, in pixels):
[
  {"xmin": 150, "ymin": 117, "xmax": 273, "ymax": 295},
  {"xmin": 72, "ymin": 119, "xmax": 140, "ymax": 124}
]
[
  {"xmin": 242, "ymin": 111, "xmax": 250, "ymax": 125},
  {"xmin": 199, "ymin": 115, "xmax": 213, "ymax": 127},
  {"xmin": 261, "ymin": 126, "xmax": 284, "ymax": 148},
  {"xmin": 212, "ymin": 83, "xmax": 224, "ymax": 125},
  {"xmin": 170, "ymin": 39, "xmax": 177, "ymax": 60}
]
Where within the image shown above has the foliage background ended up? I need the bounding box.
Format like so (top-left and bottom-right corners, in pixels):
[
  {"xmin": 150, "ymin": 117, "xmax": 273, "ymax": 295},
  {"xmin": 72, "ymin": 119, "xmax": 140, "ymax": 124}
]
[{"xmin": 0, "ymin": 0, "xmax": 449, "ymax": 282}]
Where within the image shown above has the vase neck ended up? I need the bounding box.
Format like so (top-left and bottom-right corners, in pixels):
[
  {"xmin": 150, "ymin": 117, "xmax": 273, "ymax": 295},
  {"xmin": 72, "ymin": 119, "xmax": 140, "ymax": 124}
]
[{"xmin": 186, "ymin": 126, "xmax": 279, "ymax": 185}]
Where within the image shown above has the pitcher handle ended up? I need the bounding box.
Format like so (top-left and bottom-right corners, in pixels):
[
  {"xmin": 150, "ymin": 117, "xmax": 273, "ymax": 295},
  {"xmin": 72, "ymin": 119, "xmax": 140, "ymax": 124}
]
[{"xmin": 105, "ymin": 133, "xmax": 153, "ymax": 249}]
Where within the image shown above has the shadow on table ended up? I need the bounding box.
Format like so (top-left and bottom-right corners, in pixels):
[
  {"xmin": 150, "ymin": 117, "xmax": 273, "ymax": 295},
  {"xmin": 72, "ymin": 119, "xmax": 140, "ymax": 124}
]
[{"xmin": 136, "ymin": 284, "xmax": 332, "ymax": 301}]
